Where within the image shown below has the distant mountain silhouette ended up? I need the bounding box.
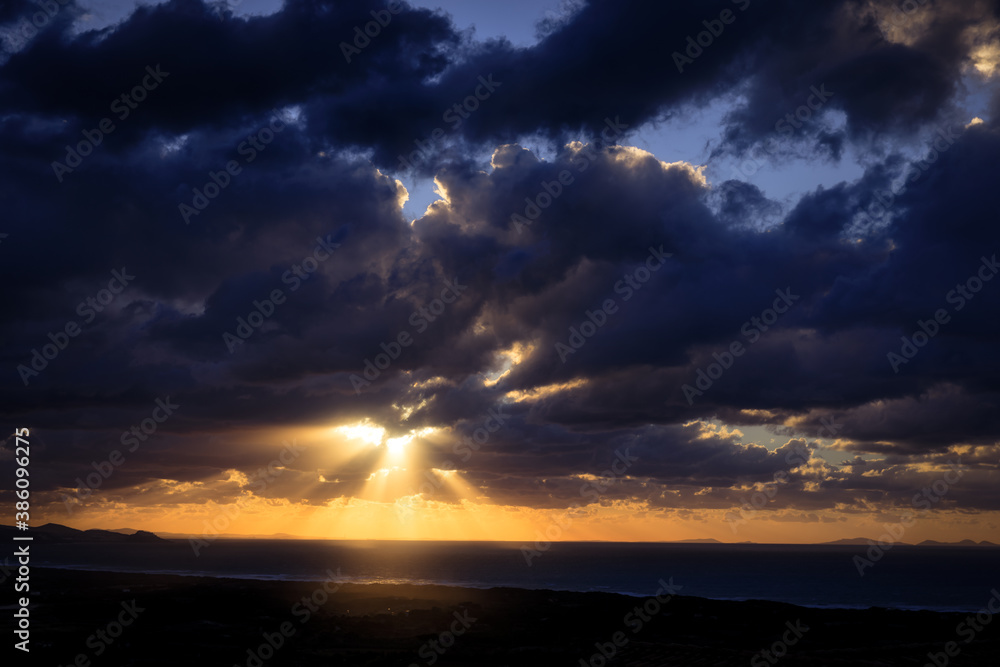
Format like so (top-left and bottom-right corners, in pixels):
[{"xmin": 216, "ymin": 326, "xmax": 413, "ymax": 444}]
[
  {"xmin": 0, "ymin": 525, "xmax": 993, "ymax": 546},
  {"xmin": 0, "ymin": 523, "xmax": 166, "ymax": 543},
  {"xmin": 819, "ymin": 537, "xmax": 911, "ymax": 545},
  {"xmin": 820, "ymin": 537, "xmax": 998, "ymax": 546},
  {"xmin": 32, "ymin": 522, "xmax": 81, "ymax": 537},
  {"xmin": 152, "ymin": 531, "xmax": 308, "ymax": 540},
  {"xmin": 670, "ymin": 538, "xmax": 723, "ymax": 543}
]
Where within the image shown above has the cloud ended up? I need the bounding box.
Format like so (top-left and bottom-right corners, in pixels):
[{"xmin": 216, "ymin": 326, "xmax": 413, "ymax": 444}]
[{"xmin": 1, "ymin": 0, "xmax": 998, "ymax": 524}]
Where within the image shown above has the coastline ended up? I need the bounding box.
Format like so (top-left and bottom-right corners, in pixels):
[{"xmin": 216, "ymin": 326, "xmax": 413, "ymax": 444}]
[
  {"xmin": 15, "ymin": 567, "xmax": 1000, "ymax": 666},
  {"xmin": 25, "ymin": 562, "xmax": 987, "ymax": 614}
]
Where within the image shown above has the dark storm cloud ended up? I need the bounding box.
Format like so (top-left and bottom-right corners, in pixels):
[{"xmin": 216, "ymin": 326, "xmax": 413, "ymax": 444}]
[
  {"xmin": 0, "ymin": 0, "xmax": 458, "ymax": 137},
  {"xmin": 6, "ymin": 0, "xmax": 990, "ymax": 173},
  {"xmin": 0, "ymin": 0, "xmax": 998, "ymax": 518}
]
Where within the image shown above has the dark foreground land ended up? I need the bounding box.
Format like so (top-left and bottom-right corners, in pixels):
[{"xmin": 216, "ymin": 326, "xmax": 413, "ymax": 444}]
[{"xmin": 11, "ymin": 568, "xmax": 1000, "ymax": 666}]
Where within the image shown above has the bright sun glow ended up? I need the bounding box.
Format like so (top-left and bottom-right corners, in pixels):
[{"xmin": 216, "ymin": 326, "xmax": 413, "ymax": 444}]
[
  {"xmin": 333, "ymin": 421, "xmax": 439, "ymax": 469},
  {"xmin": 385, "ymin": 426, "xmax": 437, "ymax": 460},
  {"xmin": 386, "ymin": 436, "xmax": 408, "ymax": 457},
  {"xmin": 333, "ymin": 421, "xmax": 385, "ymax": 446}
]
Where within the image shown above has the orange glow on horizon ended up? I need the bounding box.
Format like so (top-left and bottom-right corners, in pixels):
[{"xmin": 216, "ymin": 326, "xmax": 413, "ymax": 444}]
[{"xmin": 35, "ymin": 494, "xmax": 1000, "ymax": 545}]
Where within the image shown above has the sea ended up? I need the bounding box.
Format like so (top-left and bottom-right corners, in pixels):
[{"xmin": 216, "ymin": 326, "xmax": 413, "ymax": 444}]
[{"xmin": 35, "ymin": 540, "xmax": 1000, "ymax": 613}]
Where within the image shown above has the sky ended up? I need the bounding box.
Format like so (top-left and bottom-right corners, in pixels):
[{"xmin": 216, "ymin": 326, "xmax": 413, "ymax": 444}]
[{"xmin": 1, "ymin": 0, "xmax": 1000, "ymax": 543}]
